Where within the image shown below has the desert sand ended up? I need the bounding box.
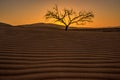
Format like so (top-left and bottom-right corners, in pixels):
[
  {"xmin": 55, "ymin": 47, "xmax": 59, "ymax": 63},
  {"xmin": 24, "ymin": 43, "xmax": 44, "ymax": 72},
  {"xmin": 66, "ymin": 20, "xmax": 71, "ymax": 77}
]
[{"xmin": 0, "ymin": 23, "xmax": 120, "ymax": 80}]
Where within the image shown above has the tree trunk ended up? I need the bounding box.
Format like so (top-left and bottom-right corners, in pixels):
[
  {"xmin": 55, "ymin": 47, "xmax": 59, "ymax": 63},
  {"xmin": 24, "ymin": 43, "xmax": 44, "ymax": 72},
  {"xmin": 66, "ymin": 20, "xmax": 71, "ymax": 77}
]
[{"xmin": 65, "ymin": 26, "xmax": 69, "ymax": 31}]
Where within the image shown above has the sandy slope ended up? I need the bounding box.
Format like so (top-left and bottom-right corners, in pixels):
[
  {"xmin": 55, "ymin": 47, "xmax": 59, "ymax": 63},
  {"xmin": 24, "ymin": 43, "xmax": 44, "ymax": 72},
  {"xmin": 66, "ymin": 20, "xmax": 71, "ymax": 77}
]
[{"xmin": 0, "ymin": 26, "xmax": 120, "ymax": 80}]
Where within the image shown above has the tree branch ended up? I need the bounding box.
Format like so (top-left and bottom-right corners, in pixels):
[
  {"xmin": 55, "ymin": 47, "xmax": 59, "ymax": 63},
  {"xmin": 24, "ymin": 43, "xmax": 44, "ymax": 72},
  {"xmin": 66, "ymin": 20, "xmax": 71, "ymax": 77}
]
[{"xmin": 45, "ymin": 5, "xmax": 94, "ymax": 31}]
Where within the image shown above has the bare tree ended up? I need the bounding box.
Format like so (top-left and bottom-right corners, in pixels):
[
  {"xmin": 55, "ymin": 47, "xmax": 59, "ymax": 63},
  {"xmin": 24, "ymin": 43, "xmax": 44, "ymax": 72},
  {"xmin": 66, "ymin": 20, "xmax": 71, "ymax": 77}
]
[{"xmin": 45, "ymin": 5, "xmax": 94, "ymax": 31}]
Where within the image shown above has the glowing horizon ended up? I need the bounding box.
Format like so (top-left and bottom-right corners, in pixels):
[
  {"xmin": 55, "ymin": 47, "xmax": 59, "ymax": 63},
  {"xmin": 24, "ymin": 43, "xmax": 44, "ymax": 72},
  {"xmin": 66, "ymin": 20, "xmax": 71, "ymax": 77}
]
[{"xmin": 0, "ymin": 0, "xmax": 120, "ymax": 28}]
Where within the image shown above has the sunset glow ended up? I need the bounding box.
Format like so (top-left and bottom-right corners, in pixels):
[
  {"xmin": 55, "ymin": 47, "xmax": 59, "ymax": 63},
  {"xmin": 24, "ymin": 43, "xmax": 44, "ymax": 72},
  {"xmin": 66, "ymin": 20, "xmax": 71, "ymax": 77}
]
[{"xmin": 0, "ymin": 0, "xmax": 120, "ymax": 27}]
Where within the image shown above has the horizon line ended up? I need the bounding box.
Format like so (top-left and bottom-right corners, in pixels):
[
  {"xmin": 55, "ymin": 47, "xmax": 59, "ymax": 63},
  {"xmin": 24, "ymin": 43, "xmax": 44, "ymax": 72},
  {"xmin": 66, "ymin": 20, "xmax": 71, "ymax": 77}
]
[{"xmin": 0, "ymin": 22, "xmax": 120, "ymax": 28}]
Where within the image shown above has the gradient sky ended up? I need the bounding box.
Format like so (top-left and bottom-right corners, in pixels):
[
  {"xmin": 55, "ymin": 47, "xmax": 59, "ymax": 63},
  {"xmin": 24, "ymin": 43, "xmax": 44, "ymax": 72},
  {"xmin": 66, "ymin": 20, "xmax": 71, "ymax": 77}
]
[{"xmin": 0, "ymin": 0, "xmax": 120, "ymax": 27}]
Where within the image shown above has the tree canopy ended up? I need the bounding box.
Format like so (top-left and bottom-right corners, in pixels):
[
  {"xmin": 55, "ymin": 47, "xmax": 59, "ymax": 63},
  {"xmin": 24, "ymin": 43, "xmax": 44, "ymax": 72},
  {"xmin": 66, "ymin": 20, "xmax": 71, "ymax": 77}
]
[{"xmin": 45, "ymin": 5, "xmax": 94, "ymax": 31}]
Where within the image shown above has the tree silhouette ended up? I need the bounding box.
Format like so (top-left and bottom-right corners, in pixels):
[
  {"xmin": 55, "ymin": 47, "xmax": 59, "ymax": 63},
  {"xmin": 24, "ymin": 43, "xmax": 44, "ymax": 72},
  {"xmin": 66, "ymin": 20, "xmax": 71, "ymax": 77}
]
[{"xmin": 45, "ymin": 5, "xmax": 94, "ymax": 31}]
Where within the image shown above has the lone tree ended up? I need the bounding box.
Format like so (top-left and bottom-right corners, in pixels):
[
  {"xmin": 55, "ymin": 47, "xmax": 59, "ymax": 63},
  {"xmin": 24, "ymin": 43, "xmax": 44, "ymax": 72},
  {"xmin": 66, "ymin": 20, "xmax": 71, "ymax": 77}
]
[{"xmin": 45, "ymin": 5, "xmax": 94, "ymax": 31}]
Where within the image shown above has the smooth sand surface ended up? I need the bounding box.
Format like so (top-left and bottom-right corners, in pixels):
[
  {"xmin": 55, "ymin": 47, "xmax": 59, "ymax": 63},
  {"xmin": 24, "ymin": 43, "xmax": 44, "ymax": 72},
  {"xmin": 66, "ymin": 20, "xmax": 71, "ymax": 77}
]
[{"xmin": 0, "ymin": 26, "xmax": 120, "ymax": 80}]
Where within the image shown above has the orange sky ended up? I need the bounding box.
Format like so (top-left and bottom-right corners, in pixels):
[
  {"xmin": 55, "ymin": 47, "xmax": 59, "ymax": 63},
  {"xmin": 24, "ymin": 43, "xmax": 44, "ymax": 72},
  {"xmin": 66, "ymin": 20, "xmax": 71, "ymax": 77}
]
[{"xmin": 0, "ymin": 0, "xmax": 120, "ymax": 27}]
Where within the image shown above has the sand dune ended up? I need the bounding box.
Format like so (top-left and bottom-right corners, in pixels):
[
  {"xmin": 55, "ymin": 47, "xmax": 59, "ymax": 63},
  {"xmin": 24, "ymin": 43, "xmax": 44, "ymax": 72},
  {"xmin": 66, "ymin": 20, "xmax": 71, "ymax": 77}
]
[{"xmin": 0, "ymin": 23, "xmax": 120, "ymax": 80}]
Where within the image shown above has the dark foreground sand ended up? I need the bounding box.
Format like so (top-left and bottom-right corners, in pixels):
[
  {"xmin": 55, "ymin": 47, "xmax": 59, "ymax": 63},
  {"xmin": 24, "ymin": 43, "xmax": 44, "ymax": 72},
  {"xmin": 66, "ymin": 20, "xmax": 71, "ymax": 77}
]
[{"xmin": 0, "ymin": 26, "xmax": 120, "ymax": 80}]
